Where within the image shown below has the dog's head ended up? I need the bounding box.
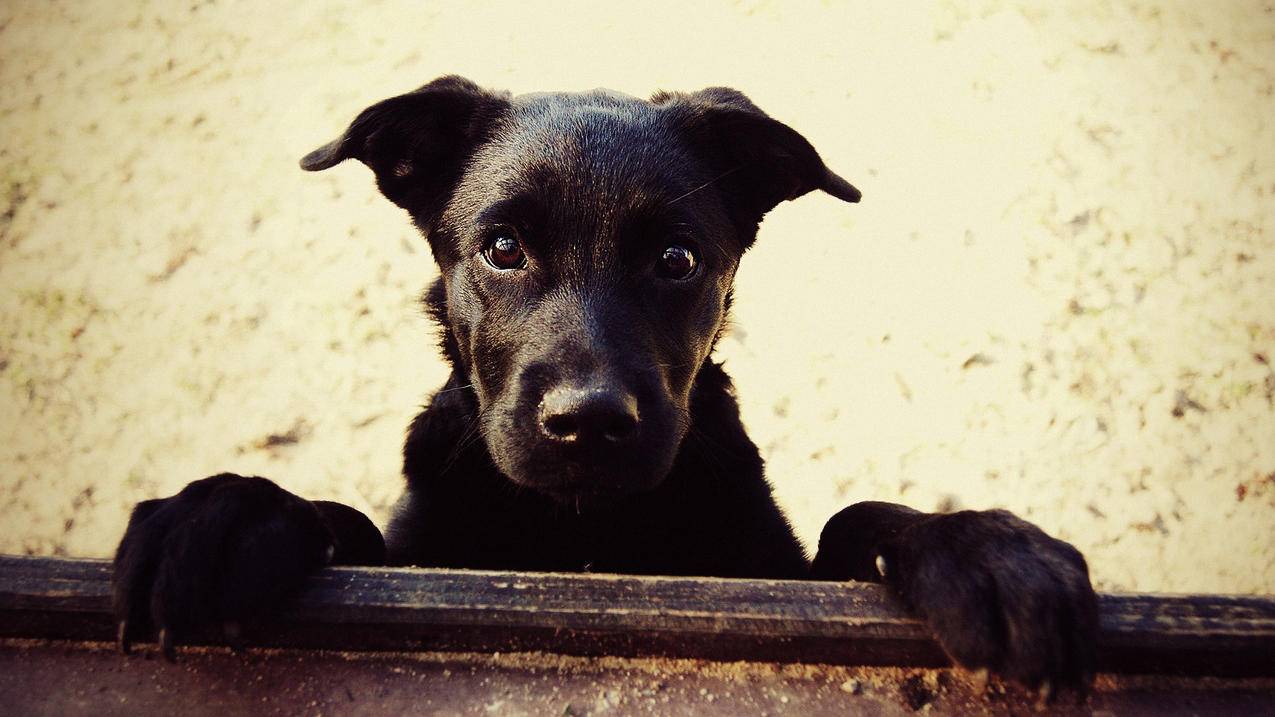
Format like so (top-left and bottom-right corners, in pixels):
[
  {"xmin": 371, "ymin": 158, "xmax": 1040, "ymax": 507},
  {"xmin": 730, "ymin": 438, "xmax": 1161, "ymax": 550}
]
[{"xmin": 302, "ymin": 75, "xmax": 858, "ymax": 505}]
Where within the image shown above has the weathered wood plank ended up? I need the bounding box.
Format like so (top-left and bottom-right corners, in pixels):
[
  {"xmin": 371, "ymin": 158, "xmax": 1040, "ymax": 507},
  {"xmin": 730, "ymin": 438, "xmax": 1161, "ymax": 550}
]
[{"xmin": 1, "ymin": 555, "xmax": 1272, "ymax": 675}]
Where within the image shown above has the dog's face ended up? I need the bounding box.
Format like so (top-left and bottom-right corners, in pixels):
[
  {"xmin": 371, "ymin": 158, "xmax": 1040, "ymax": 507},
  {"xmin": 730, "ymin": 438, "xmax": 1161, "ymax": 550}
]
[{"xmin": 302, "ymin": 76, "xmax": 858, "ymax": 504}]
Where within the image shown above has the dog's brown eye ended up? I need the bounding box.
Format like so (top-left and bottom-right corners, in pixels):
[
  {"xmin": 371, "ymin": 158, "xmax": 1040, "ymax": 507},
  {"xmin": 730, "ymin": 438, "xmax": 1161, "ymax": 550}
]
[
  {"xmin": 656, "ymin": 244, "xmax": 697, "ymax": 280},
  {"xmin": 483, "ymin": 232, "xmax": 526, "ymax": 271}
]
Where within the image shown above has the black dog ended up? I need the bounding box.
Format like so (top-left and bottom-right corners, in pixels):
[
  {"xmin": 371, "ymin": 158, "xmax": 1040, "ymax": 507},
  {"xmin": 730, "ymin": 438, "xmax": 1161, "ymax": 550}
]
[{"xmin": 112, "ymin": 76, "xmax": 1097, "ymax": 693}]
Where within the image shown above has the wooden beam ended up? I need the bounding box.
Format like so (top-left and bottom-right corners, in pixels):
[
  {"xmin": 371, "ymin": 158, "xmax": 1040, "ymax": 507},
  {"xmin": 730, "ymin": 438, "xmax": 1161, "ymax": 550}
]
[{"xmin": 1, "ymin": 555, "xmax": 1272, "ymax": 676}]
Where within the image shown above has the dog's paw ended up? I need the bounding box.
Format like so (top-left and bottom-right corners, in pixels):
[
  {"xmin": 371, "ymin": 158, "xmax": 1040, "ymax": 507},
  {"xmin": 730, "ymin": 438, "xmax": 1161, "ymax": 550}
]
[
  {"xmin": 112, "ymin": 474, "xmax": 335, "ymax": 660},
  {"xmin": 881, "ymin": 509, "xmax": 1098, "ymax": 696}
]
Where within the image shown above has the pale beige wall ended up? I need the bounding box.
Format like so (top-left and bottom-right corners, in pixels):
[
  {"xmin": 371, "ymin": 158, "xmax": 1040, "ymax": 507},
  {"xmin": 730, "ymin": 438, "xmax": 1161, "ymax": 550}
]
[{"xmin": 1, "ymin": 1, "xmax": 1271, "ymax": 593}]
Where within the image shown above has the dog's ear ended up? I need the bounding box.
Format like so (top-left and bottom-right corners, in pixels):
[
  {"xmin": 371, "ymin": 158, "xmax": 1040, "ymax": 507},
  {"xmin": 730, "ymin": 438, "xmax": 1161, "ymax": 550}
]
[
  {"xmin": 654, "ymin": 87, "xmax": 859, "ymax": 242},
  {"xmin": 301, "ymin": 75, "xmax": 510, "ymax": 221}
]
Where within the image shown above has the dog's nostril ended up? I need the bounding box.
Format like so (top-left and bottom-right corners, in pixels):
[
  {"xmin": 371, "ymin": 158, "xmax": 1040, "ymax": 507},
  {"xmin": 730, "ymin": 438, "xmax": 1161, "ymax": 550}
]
[
  {"xmin": 541, "ymin": 413, "xmax": 580, "ymax": 441},
  {"xmin": 604, "ymin": 413, "xmax": 638, "ymax": 442}
]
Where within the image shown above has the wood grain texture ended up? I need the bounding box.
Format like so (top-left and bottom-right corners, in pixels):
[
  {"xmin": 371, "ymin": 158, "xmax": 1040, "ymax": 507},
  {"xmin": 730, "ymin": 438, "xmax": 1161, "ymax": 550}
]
[{"xmin": 1, "ymin": 555, "xmax": 1272, "ymax": 675}]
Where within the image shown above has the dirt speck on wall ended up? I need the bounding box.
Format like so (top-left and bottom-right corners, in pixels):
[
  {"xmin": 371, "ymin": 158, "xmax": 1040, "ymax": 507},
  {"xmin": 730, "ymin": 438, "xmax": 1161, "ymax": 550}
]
[{"xmin": 0, "ymin": 1, "xmax": 1271, "ymax": 594}]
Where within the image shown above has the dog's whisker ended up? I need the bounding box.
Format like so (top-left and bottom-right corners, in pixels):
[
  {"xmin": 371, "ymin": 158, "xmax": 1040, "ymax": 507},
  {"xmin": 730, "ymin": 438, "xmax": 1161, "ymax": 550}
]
[
  {"xmin": 667, "ymin": 165, "xmax": 744, "ymax": 206},
  {"xmin": 437, "ymin": 410, "xmax": 484, "ymax": 477},
  {"xmin": 432, "ymin": 382, "xmax": 475, "ymax": 397}
]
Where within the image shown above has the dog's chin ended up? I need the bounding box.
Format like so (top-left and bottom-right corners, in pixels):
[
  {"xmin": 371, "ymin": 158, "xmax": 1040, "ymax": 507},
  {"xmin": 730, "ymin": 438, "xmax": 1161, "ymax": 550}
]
[
  {"xmin": 502, "ymin": 461, "xmax": 670, "ymax": 511},
  {"xmin": 535, "ymin": 483, "xmax": 630, "ymax": 511}
]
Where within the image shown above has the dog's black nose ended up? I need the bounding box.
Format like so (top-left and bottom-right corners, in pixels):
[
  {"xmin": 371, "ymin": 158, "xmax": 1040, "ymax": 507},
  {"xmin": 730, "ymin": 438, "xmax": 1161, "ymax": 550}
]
[{"xmin": 539, "ymin": 385, "xmax": 640, "ymax": 445}]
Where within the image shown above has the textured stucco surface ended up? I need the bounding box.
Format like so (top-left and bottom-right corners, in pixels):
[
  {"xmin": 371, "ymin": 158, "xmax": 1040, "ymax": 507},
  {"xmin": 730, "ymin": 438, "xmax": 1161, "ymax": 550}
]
[{"xmin": 1, "ymin": 1, "xmax": 1272, "ymax": 593}]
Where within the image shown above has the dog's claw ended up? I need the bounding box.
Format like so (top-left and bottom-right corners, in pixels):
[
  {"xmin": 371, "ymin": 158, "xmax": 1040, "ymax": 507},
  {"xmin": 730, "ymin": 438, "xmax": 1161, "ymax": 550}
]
[
  {"xmin": 158, "ymin": 626, "xmax": 175, "ymax": 662},
  {"xmin": 1036, "ymin": 679, "xmax": 1054, "ymax": 707},
  {"xmin": 874, "ymin": 554, "xmax": 888, "ymax": 579},
  {"xmin": 116, "ymin": 621, "xmax": 131, "ymax": 655},
  {"xmin": 970, "ymin": 668, "xmax": 989, "ymax": 693}
]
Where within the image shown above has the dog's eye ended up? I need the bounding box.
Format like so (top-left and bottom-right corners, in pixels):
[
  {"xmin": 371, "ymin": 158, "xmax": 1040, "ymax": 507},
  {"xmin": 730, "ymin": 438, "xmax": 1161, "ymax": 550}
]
[
  {"xmin": 482, "ymin": 232, "xmax": 526, "ymax": 271},
  {"xmin": 656, "ymin": 244, "xmax": 698, "ymax": 280}
]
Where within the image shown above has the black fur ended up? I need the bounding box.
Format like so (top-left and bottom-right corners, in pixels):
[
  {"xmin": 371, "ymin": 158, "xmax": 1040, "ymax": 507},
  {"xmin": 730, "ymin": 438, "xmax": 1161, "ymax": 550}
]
[{"xmin": 113, "ymin": 76, "xmax": 1096, "ymax": 696}]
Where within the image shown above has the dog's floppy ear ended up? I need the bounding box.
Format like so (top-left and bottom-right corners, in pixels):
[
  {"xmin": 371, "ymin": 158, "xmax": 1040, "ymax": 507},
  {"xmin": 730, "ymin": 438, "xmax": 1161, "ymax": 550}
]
[
  {"xmin": 301, "ymin": 75, "xmax": 510, "ymax": 220},
  {"xmin": 654, "ymin": 87, "xmax": 859, "ymax": 241}
]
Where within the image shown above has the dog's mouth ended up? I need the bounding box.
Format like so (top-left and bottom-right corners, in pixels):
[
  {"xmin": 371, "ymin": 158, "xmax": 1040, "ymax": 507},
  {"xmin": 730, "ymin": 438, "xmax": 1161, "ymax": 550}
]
[
  {"xmin": 516, "ymin": 460, "xmax": 652, "ymax": 508},
  {"xmin": 484, "ymin": 429, "xmax": 681, "ymax": 508}
]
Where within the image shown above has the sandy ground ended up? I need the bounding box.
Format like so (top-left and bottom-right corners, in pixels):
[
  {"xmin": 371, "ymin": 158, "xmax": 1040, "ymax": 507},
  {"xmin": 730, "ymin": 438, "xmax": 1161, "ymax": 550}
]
[{"xmin": 0, "ymin": 1, "xmax": 1272, "ymax": 594}]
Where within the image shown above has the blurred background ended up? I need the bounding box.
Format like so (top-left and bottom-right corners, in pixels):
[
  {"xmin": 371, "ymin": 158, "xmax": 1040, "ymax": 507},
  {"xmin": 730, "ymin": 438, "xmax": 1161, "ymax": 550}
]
[{"xmin": 1, "ymin": 1, "xmax": 1271, "ymax": 594}]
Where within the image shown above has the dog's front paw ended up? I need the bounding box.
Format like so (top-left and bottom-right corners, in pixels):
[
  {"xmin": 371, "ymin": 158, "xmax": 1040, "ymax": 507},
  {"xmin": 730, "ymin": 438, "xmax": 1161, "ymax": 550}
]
[
  {"xmin": 112, "ymin": 474, "xmax": 336, "ymax": 660},
  {"xmin": 881, "ymin": 509, "xmax": 1098, "ymax": 696}
]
